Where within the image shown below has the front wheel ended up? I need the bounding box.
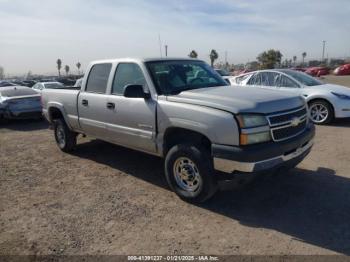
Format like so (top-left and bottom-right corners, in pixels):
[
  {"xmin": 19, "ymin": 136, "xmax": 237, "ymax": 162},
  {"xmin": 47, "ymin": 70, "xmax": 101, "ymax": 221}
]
[
  {"xmin": 309, "ymin": 100, "xmax": 334, "ymax": 124},
  {"xmin": 54, "ymin": 119, "xmax": 77, "ymax": 152},
  {"xmin": 165, "ymin": 144, "xmax": 218, "ymax": 203}
]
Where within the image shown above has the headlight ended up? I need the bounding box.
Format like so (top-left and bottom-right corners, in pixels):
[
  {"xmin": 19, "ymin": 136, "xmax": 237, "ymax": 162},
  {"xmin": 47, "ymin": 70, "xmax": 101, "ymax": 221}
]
[
  {"xmin": 240, "ymin": 131, "xmax": 271, "ymax": 145},
  {"xmin": 331, "ymin": 92, "xmax": 350, "ymax": 100},
  {"xmin": 236, "ymin": 114, "xmax": 271, "ymax": 145},
  {"xmin": 236, "ymin": 114, "xmax": 268, "ymax": 128}
]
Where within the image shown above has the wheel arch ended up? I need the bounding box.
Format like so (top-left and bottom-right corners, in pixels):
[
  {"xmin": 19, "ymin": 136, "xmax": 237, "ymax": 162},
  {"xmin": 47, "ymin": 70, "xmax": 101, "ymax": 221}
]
[{"xmin": 162, "ymin": 127, "xmax": 212, "ymax": 157}]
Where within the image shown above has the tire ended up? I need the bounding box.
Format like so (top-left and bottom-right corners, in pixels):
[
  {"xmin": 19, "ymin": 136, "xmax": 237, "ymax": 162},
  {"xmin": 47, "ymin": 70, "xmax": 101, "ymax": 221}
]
[
  {"xmin": 308, "ymin": 100, "xmax": 334, "ymax": 125},
  {"xmin": 53, "ymin": 119, "xmax": 77, "ymax": 152},
  {"xmin": 165, "ymin": 143, "xmax": 218, "ymax": 203}
]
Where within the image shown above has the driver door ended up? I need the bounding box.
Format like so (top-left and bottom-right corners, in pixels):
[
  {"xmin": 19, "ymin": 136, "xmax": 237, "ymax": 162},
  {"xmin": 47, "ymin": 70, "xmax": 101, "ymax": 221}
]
[{"xmin": 105, "ymin": 62, "xmax": 157, "ymax": 154}]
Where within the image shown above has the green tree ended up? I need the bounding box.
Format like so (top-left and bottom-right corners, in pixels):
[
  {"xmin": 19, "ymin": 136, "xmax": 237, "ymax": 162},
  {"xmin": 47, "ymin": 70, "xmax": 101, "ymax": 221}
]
[
  {"xmin": 76, "ymin": 62, "xmax": 81, "ymax": 74},
  {"xmin": 188, "ymin": 50, "xmax": 198, "ymax": 58},
  {"xmin": 64, "ymin": 65, "xmax": 70, "ymax": 76},
  {"xmin": 293, "ymin": 56, "xmax": 297, "ymax": 66},
  {"xmin": 57, "ymin": 59, "xmax": 62, "ymax": 77},
  {"xmin": 257, "ymin": 49, "xmax": 283, "ymax": 69},
  {"xmin": 209, "ymin": 49, "xmax": 219, "ymax": 67},
  {"xmin": 302, "ymin": 52, "xmax": 307, "ymax": 66}
]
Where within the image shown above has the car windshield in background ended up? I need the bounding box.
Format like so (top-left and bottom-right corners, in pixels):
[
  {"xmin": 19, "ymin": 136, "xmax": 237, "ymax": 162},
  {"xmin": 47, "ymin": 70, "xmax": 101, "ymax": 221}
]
[
  {"xmin": 44, "ymin": 83, "xmax": 64, "ymax": 89},
  {"xmin": 215, "ymin": 69, "xmax": 230, "ymax": 76},
  {"xmin": 146, "ymin": 60, "xmax": 228, "ymax": 95},
  {"xmin": 283, "ymin": 70, "xmax": 323, "ymax": 86}
]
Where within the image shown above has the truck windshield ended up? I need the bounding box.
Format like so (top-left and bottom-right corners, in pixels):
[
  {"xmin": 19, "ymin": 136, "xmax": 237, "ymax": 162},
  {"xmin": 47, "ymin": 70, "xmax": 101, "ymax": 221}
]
[{"xmin": 146, "ymin": 60, "xmax": 228, "ymax": 95}]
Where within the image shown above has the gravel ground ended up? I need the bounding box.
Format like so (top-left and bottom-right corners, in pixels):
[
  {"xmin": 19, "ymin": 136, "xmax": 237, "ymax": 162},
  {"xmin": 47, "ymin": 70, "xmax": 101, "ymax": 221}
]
[
  {"xmin": 1, "ymin": 75, "xmax": 350, "ymax": 256},
  {"xmin": 1, "ymin": 119, "xmax": 350, "ymax": 255}
]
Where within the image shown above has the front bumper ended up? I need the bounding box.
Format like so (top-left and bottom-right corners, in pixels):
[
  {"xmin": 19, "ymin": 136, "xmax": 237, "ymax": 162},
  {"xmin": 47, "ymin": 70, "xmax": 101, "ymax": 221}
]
[{"xmin": 212, "ymin": 124, "xmax": 315, "ymax": 173}]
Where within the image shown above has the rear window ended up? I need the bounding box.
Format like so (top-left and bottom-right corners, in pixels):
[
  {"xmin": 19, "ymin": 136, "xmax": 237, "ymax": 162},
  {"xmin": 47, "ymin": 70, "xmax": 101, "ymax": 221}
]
[{"xmin": 86, "ymin": 63, "xmax": 112, "ymax": 93}]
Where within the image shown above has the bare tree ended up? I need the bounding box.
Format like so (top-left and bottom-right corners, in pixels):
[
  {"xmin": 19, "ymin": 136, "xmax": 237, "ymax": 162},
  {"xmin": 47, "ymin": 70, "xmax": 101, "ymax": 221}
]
[
  {"xmin": 57, "ymin": 59, "xmax": 62, "ymax": 77},
  {"xmin": 293, "ymin": 56, "xmax": 297, "ymax": 66}
]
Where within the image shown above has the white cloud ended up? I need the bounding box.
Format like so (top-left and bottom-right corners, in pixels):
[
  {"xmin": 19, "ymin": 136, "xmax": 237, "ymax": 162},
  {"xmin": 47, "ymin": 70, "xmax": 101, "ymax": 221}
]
[{"xmin": 0, "ymin": 0, "xmax": 349, "ymax": 75}]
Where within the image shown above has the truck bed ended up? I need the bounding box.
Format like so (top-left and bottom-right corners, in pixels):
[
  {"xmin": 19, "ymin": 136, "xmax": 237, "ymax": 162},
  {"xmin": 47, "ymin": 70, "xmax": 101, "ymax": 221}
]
[{"xmin": 41, "ymin": 88, "xmax": 80, "ymax": 130}]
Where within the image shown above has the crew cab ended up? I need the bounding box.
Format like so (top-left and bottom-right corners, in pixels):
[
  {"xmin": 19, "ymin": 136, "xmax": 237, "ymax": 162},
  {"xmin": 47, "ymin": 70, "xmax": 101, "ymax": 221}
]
[{"xmin": 42, "ymin": 58, "xmax": 315, "ymax": 202}]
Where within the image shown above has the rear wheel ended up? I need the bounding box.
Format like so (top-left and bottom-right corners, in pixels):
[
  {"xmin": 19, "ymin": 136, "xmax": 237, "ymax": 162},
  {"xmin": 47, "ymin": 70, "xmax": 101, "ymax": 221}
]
[
  {"xmin": 309, "ymin": 100, "xmax": 334, "ymax": 124},
  {"xmin": 165, "ymin": 144, "xmax": 218, "ymax": 203},
  {"xmin": 54, "ymin": 119, "xmax": 77, "ymax": 152}
]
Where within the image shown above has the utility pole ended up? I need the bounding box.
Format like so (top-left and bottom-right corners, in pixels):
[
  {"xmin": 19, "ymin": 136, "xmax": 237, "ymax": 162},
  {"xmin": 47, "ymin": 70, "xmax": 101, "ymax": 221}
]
[
  {"xmin": 224, "ymin": 51, "xmax": 228, "ymax": 70},
  {"xmin": 322, "ymin": 40, "xmax": 326, "ymax": 63},
  {"xmin": 165, "ymin": 45, "xmax": 168, "ymax": 57},
  {"xmin": 158, "ymin": 34, "xmax": 163, "ymax": 58}
]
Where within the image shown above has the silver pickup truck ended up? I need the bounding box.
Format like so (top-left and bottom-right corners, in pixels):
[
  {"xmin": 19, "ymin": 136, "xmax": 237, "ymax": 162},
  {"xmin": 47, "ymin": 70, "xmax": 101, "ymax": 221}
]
[{"xmin": 42, "ymin": 58, "xmax": 315, "ymax": 202}]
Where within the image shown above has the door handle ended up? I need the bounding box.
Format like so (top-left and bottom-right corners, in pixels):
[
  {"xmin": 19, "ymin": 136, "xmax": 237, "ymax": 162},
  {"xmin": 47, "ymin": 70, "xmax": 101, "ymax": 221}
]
[
  {"xmin": 82, "ymin": 99, "xmax": 88, "ymax": 106},
  {"xmin": 106, "ymin": 102, "xmax": 115, "ymax": 109}
]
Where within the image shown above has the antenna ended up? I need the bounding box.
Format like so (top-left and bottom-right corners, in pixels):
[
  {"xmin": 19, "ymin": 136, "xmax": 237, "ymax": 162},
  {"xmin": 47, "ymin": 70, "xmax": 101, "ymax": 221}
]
[{"xmin": 158, "ymin": 34, "xmax": 163, "ymax": 58}]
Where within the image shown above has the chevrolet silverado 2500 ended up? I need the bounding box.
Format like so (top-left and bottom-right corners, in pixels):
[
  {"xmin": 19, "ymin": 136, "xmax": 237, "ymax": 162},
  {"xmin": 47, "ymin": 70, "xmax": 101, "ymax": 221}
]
[{"xmin": 42, "ymin": 58, "xmax": 315, "ymax": 202}]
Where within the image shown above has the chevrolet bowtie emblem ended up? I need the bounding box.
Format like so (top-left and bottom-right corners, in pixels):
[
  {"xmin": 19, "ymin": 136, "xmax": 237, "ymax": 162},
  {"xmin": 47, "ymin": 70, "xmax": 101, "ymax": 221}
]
[{"xmin": 291, "ymin": 117, "xmax": 301, "ymax": 127}]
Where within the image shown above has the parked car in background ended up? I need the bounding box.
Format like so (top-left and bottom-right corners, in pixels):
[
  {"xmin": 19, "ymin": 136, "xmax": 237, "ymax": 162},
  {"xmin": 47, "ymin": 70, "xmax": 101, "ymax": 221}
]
[
  {"xmin": 0, "ymin": 86, "xmax": 42, "ymax": 120},
  {"xmin": 214, "ymin": 68, "xmax": 235, "ymax": 84},
  {"xmin": 32, "ymin": 81, "xmax": 65, "ymax": 94},
  {"xmin": 232, "ymin": 69, "xmax": 350, "ymax": 124},
  {"xmin": 41, "ymin": 58, "xmax": 314, "ymax": 202},
  {"xmin": 305, "ymin": 67, "xmax": 329, "ymax": 77},
  {"xmin": 0, "ymin": 81, "xmax": 15, "ymax": 87},
  {"xmin": 334, "ymin": 64, "xmax": 350, "ymax": 76}
]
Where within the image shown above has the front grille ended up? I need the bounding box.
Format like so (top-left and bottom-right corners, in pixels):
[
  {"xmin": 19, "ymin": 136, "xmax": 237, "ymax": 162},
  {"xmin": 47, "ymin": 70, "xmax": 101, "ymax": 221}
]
[
  {"xmin": 269, "ymin": 107, "xmax": 307, "ymax": 126},
  {"xmin": 272, "ymin": 119, "xmax": 307, "ymax": 141},
  {"xmin": 268, "ymin": 106, "xmax": 308, "ymax": 142}
]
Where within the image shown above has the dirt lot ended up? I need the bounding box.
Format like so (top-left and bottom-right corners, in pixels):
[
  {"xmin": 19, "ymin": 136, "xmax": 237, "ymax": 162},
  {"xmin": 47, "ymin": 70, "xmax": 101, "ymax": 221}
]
[
  {"xmin": 1, "ymin": 77, "xmax": 350, "ymax": 255},
  {"xmin": 322, "ymin": 75, "xmax": 350, "ymax": 87}
]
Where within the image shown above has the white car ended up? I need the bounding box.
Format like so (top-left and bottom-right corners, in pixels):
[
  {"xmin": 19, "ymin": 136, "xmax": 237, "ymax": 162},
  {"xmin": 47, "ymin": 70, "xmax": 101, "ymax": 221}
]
[
  {"xmin": 232, "ymin": 69, "xmax": 350, "ymax": 124},
  {"xmin": 32, "ymin": 82, "xmax": 65, "ymax": 94},
  {"xmin": 214, "ymin": 68, "xmax": 235, "ymax": 85}
]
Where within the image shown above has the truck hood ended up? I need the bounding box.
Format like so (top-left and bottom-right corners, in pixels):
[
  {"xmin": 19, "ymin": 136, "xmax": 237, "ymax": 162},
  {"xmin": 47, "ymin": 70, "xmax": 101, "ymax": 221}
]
[{"xmin": 166, "ymin": 85, "xmax": 305, "ymax": 114}]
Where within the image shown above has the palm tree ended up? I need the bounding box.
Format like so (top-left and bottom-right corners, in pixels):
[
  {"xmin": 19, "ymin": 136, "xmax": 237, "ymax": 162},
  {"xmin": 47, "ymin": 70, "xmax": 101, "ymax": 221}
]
[
  {"xmin": 302, "ymin": 52, "xmax": 307, "ymax": 66},
  {"xmin": 76, "ymin": 62, "xmax": 81, "ymax": 75},
  {"xmin": 57, "ymin": 59, "xmax": 62, "ymax": 77},
  {"xmin": 209, "ymin": 49, "xmax": 219, "ymax": 67},
  {"xmin": 188, "ymin": 50, "xmax": 198, "ymax": 58},
  {"xmin": 64, "ymin": 65, "xmax": 70, "ymax": 76},
  {"xmin": 293, "ymin": 56, "xmax": 297, "ymax": 66}
]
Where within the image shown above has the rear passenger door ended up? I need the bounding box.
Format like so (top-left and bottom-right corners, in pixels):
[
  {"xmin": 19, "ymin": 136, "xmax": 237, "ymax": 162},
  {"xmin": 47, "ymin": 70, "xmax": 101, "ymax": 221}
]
[
  {"xmin": 78, "ymin": 63, "xmax": 112, "ymax": 138},
  {"xmin": 105, "ymin": 63, "xmax": 157, "ymax": 153}
]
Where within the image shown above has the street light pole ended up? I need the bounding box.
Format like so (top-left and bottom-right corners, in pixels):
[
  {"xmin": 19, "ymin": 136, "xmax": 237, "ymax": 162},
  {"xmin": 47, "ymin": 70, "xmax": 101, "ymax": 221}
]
[{"xmin": 165, "ymin": 45, "xmax": 168, "ymax": 57}]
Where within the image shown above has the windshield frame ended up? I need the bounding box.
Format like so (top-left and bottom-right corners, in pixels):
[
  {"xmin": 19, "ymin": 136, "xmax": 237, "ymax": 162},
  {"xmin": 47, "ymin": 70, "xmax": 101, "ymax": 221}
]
[{"xmin": 145, "ymin": 60, "xmax": 228, "ymax": 95}]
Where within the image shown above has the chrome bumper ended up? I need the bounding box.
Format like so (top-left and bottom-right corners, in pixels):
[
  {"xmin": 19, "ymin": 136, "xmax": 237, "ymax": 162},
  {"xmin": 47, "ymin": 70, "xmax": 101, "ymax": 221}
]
[{"xmin": 214, "ymin": 139, "xmax": 313, "ymax": 173}]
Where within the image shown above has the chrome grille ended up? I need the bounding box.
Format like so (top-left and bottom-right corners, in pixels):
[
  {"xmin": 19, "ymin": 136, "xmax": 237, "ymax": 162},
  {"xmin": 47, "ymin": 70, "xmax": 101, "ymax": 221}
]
[{"xmin": 268, "ymin": 106, "xmax": 308, "ymax": 142}]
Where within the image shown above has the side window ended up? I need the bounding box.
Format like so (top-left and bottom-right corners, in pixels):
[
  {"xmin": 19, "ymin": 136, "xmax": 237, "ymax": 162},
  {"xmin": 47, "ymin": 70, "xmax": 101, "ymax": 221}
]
[
  {"xmin": 86, "ymin": 63, "xmax": 112, "ymax": 93},
  {"xmin": 247, "ymin": 74, "xmax": 257, "ymax": 85},
  {"xmin": 247, "ymin": 73, "xmax": 261, "ymax": 86},
  {"xmin": 279, "ymin": 75, "xmax": 299, "ymax": 88},
  {"xmin": 112, "ymin": 63, "xmax": 146, "ymax": 95}
]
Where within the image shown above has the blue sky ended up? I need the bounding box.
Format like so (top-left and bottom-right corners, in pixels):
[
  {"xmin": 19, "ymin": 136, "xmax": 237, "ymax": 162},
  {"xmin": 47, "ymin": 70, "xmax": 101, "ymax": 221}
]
[{"xmin": 0, "ymin": 0, "xmax": 349, "ymax": 75}]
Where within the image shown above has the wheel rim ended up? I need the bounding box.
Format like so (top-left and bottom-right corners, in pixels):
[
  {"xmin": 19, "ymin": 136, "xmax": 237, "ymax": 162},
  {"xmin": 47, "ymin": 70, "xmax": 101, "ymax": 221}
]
[
  {"xmin": 309, "ymin": 103, "xmax": 329, "ymax": 123},
  {"xmin": 56, "ymin": 125, "xmax": 66, "ymax": 147},
  {"xmin": 173, "ymin": 157, "xmax": 202, "ymax": 193}
]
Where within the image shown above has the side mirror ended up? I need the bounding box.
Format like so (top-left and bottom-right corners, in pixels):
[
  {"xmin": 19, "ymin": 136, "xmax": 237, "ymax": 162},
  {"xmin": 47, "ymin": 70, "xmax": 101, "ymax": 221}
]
[{"xmin": 124, "ymin": 84, "xmax": 150, "ymax": 99}]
